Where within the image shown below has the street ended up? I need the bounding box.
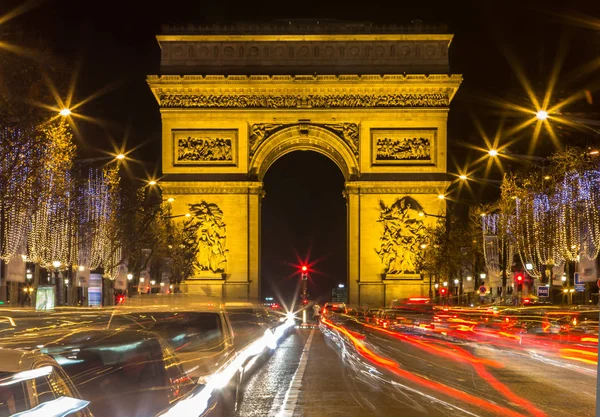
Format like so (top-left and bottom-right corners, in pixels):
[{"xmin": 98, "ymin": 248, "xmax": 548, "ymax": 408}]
[{"xmin": 238, "ymin": 317, "xmax": 597, "ymax": 417}]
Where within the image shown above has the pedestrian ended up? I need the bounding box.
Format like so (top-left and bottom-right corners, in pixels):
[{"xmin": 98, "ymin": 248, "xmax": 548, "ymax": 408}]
[{"xmin": 312, "ymin": 302, "xmax": 321, "ymax": 323}]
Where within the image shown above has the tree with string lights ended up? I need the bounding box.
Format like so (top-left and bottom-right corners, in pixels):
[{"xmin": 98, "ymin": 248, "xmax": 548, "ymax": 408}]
[{"xmin": 492, "ymin": 146, "xmax": 600, "ymax": 303}]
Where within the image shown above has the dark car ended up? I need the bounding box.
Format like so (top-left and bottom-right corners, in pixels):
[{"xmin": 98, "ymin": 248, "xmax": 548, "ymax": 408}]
[
  {"xmin": 39, "ymin": 329, "xmax": 195, "ymax": 417},
  {"xmin": 0, "ymin": 349, "xmax": 93, "ymax": 417},
  {"xmin": 107, "ymin": 307, "xmax": 236, "ymax": 382}
]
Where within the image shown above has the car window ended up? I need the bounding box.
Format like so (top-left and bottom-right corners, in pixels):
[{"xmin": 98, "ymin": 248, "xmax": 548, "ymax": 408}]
[
  {"xmin": 0, "ymin": 375, "xmax": 28, "ymax": 417},
  {"xmin": 31, "ymin": 367, "xmax": 89, "ymax": 417},
  {"xmin": 110, "ymin": 312, "xmax": 224, "ymax": 353}
]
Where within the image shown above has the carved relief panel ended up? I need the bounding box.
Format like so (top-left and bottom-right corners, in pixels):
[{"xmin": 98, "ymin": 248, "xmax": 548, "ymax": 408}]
[
  {"xmin": 173, "ymin": 129, "xmax": 237, "ymax": 166},
  {"xmin": 371, "ymin": 128, "xmax": 437, "ymax": 166},
  {"xmin": 375, "ymin": 196, "xmax": 427, "ymax": 277},
  {"xmin": 188, "ymin": 201, "xmax": 228, "ymax": 274}
]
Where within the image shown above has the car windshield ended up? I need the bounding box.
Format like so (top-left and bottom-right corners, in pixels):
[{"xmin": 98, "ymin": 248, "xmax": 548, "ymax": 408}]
[
  {"xmin": 109, "ymin": 312, "xmax": 224, "ymax": 352},
  {"xmin": 0, "ymin": 373, "xmax": 29, "ymax": 417}
]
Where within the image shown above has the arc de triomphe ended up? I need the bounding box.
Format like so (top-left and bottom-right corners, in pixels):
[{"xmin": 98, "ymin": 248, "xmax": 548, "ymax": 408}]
[{"xmin": 147, "ymin": 22, "xmax": 462, "ymax": 307}]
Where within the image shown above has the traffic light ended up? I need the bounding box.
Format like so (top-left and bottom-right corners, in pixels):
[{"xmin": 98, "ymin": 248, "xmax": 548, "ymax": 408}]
[
  {"xmin": 516, "ymin": 274, "xmax": 524, "ymax": 291},
  {"xmin": 301, "ymin": 265, "xmax": 308, "ymax": 272},
  {"xmin": 440, "ymin": 287, "xmax": 448, "ymax": 296},
  {"xmin": 302, "ymin": 299, "xmax": 308, "ymax": 305}
]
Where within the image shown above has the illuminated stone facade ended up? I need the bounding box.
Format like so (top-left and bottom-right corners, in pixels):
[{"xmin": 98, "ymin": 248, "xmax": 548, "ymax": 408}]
[{"xmin": 148, "ymin": 22, "xmax": 461, "ymax": 306}]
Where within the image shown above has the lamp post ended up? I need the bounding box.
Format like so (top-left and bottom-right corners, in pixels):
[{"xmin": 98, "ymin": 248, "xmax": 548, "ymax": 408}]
[
  {"xmin": 51, "ymin": 261, "xmax": 62, "ymax": 305},
  {"xmin": 127, "ymin": 273, "xmax": 133, "ymax": 297},
  {"xmin": 454, "ymin": 278, "xmax": 460, "ymax": 305}
]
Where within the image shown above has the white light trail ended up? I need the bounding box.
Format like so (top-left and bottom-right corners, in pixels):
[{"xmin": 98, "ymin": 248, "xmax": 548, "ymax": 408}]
[
  {"xmin": 0, "ymin": 366, "xmax": 52, "ymax": 386},
  {"xmin": 159, "ymin": 318, "xmax": 296, "ymax": 417},
  {"xmin": 9, "ymin": 396, "xmax": 90, "ymax": 417}
]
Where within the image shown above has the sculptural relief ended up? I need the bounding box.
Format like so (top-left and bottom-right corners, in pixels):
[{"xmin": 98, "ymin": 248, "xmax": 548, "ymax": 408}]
[
  {"xmin": 173, "ymin": 130, "xmax": 237, "ymax": 165},
  {"xmin": 371, "ymin": 129, "xmax": 436, "ymax": 165},
  {"xmin": 376, "ymin": 197, "xmax": 427, "ymax": 275},
  {"xmin": 160, "ymin": 93, "xmax": 450, "ymax": 109},
  {"xmin": 249, "ymin": 123, "xmax": 359, "ymax": 158},
  {"xmin": 249, "ymin": 123, "xmax": 284, "ymax": 157},
  {"xmin": 189, "ymin": 201, "xmax": 228, "ymax": 274}
]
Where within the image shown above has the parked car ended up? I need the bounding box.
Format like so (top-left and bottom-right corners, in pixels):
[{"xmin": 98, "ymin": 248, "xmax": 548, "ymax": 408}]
[{"xmin": 0, "ymin": 349, "xmax": 93, "ymax": 417}]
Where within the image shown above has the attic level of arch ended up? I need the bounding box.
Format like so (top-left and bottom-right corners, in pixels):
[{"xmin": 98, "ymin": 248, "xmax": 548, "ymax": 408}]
[{"xmin": 157, "ymin": 33, "xmax": 454, "ymax": 75}]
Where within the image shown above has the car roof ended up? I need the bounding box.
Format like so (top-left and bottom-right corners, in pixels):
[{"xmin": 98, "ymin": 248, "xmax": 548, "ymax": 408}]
[
  {"xmin": 118, "ymin": 294, "xmax": 224, "ymax": 311},
  {"xmin": 0, "ymin": 349, "xmax": 57, "ymax": 373}
]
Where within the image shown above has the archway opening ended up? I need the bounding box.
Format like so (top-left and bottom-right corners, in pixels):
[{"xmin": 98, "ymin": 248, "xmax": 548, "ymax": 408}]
[{"xmin": 261, "ymin": 150, "xmax": 346, "ymax": 305}]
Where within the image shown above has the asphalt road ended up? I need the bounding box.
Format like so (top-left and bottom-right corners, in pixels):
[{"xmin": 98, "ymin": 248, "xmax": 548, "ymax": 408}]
[{"xmin": 235, "ymin": 317, "xmax": 597, "ymax": 417}]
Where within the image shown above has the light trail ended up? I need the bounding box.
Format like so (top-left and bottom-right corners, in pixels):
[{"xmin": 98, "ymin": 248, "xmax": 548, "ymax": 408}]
[{"xmin": 322, "ymin": 318, "xmax": 549, "ymax": 417}]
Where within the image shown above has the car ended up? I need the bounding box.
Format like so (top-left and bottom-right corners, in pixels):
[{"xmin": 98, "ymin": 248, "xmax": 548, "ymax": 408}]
[
  {"xmin": 322, "ymin": 302, "xmax": 347, "ymax": 315},
  {"xmin": 107, "ymin": 305, "xmax": 236, "ymax": 382},
  {"xmin": 225, "ymin": 302, "xmax": 282, "ymax": 348},
  {"xmin": 0, "ymin": 349, "xmax": 93, "ymax": 417},
  {"xmin": 38, "ymin": 328, "xmax": 195, "ymax": 417},
  {"xmin": 362, "ymin": 308, "xmax": 380, "ymax": 324},
  {"xmin": 109, "ymin": 297, "xmax": 272, "ymax": 414}
]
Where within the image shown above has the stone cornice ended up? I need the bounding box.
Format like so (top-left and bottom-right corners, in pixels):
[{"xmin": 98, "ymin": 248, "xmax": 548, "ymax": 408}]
[
  {"xmin": 148, "ymin": 74, "xmax": 462, "ymax": 85},
  {"xmin": 345, "ymin": 180, "xmax": 450, "ymax": 194},
  {"xmin": 147, "ymin": 74, "xmax": 462, "ymax": 107},
  {"xmin": 159, "ymin": 181, "xmax": 263, "ymax": 195},
  {"xmin": 157, "ymin": 34, "xmax": 454, "ymax": 43}
]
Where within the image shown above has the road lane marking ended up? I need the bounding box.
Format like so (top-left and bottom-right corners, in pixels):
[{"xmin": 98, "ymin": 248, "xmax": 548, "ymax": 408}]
[{"xmin": 274, "ymin": 329, "xmax": 315, "ymax": 417}]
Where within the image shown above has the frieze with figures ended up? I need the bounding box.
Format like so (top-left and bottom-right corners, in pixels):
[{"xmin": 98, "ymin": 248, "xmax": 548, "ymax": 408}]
[
  {"xmin": 371, "ymin": 128, "xmax": 436, "ymax": 165},
  {"xmin": 375, "ymin": 197, "xmax": 427, "ymax": 275},
  {"xmin": 159, "ymin": 93, "xmax": 450, "ymax": 109},
  {"xmin": 173, "ymin": 129, "xmax": 237, "ymax": 165},
  {"xmin": 249, "ymin": 123, "xmax": 359, "ymax": 157}
]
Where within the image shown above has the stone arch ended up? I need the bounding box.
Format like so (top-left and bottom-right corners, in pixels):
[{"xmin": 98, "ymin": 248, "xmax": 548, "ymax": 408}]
[{"xmin": 249, "ymin": 124, "xmax": 360, "ymax": 181}]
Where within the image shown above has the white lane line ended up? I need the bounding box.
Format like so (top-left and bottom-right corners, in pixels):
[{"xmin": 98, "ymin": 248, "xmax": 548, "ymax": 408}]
[{"xmin": 274, "ymin": 329, "xmax": 315, "ymax": 417}]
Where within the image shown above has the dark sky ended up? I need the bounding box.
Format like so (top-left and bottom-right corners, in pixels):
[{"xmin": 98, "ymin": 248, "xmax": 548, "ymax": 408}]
[{"xmin": 3, "ymin": 0, "xmax": 600, "ymax": 302}]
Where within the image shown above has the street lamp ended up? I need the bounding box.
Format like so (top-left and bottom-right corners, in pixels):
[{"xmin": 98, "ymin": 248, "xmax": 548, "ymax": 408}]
[
  {"xmin": 458, "ymin": 174, "xmax": 468, "ymax": 181},
  {"xmin": 127, "ymin": 273, "xmax": 133, "ymax": 281},
  {"xmin": 488, "ymin": 149, "xmax": 499, "ymax": 157},
  {"xmin": 115, "ymin": 153, "xmax": 126, "ymax": 160},
  {"xmin": 148, "ymin": 180, "xmax": 157, "ymax": 186},
  {"xmin": 535, "ymin": 110, "xmax": 549, "ymax": 121},
  {"xmin": 59, "ymin": 108, "xmax": 71, "ymax": 117}
]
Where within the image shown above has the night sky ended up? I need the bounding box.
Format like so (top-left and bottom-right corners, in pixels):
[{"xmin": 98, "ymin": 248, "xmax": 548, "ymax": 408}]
[{"xmin": 2, "ymin": 0, "xmax": 599, "ymax": 302}]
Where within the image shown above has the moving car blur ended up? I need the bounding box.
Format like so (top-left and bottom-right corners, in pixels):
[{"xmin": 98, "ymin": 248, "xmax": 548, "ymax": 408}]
[{"xmin": 0, "ymin": 295, "xmax": 295, "ymax": 417}]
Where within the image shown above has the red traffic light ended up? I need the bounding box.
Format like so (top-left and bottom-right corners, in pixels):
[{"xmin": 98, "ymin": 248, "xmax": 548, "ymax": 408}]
[
  {"xmin": 440, "ymin": 288, "xmax": 447, "ymax": 295},
  {"xmin": 302, "ymin": 299, "xmax": 308, "ymax": 305},
  {"xmin": 301, "ymin": 265, "xmax": 308, "ymax": 272},
  {"xmin": 516, "ymin": 275, "xmax": 524, "ymax": 283}
]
